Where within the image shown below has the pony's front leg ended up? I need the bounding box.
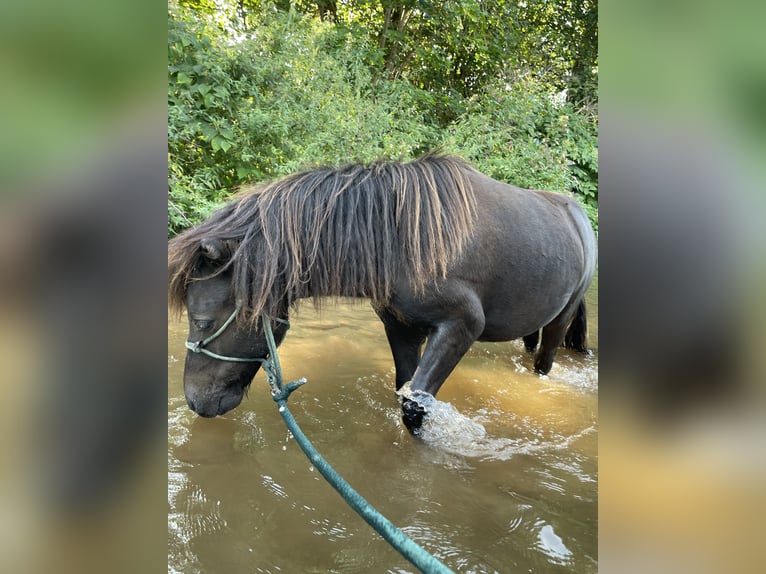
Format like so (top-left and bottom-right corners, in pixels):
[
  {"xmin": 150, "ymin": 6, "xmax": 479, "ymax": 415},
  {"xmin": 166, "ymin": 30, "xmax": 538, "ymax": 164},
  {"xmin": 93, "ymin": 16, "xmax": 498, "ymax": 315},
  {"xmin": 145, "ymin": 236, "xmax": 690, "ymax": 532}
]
[
  {"xmin": 403, "ymin": 307, "xmax": 485, "ymax": 433},
  {"xmin": 374, "ymin": 306, "xmax": 427, "ymax": 391}
]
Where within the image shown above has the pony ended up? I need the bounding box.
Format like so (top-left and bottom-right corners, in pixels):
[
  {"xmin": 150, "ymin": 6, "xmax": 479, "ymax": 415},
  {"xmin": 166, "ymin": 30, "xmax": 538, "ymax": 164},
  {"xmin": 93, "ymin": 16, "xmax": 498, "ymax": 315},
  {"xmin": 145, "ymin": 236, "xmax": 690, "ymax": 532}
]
[{"xmin": 168, "ymin": 153, "xmax": 596, "ymax": 431}]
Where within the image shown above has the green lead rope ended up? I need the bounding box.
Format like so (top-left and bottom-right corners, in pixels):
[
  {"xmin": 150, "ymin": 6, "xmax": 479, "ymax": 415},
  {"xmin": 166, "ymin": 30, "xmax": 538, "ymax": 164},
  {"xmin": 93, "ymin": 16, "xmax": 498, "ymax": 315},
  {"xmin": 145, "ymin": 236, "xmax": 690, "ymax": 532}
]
[{"xmin": 261, "ymin": 315, "xmax": 455, "ymax": 574}]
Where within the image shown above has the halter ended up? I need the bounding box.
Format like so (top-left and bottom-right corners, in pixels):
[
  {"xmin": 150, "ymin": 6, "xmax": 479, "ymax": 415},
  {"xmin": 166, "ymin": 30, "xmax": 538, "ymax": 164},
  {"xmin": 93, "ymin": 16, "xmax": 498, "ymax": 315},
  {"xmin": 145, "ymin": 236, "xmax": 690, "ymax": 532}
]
[{"xmin": 185, "ymin": 308, "xmax": 289, "ymax": 364}]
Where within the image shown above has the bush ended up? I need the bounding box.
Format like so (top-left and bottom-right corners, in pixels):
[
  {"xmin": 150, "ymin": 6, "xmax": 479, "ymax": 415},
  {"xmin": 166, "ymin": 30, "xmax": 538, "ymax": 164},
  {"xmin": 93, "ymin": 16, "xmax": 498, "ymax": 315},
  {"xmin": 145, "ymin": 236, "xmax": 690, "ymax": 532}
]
[
  {"xmin": 168, "ymin": 8, "xmax": 442, "ymax": 235},
  {"xmin": 441, "ymin": 78, "xmax": 598, "ymax": 232},
  {"xmin": 168, "ymin": 8, "xmax": 597, "ymax": 236}
]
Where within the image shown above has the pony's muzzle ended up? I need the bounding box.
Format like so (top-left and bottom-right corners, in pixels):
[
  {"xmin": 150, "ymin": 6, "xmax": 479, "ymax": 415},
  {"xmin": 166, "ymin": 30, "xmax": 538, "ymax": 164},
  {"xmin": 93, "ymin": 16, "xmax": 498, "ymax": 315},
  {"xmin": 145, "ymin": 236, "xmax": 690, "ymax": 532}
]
[{"xmin": 185, "ymin": 395, "xmax": 217, "ymax": 417}]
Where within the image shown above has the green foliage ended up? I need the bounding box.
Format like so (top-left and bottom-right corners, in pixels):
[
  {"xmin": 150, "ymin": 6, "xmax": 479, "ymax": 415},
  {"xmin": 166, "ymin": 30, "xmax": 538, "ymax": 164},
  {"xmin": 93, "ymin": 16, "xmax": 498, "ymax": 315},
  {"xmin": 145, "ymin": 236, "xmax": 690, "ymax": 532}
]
[
  {"xmin": 168, "ymin": 7, "xmax": 437, "ymax": 235},
  {"xmin": 168, "ymin": 4, "xmax": 598, "ymax": 236},
  {"xmin": 439, "ymin": 77, "xmax": 598, "ymax": 233},
  {"xmin": 513, "ymin": 0, "xmax": 598, "ymax": 110}
]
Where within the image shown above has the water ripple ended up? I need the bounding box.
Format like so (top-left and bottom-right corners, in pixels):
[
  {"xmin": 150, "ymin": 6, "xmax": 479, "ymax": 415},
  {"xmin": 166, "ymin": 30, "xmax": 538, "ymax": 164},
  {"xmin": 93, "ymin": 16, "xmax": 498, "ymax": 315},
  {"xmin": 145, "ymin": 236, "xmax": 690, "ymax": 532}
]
[{"xmin": 261, "ymin": 474, "xmax": 288, "ymax": 499}]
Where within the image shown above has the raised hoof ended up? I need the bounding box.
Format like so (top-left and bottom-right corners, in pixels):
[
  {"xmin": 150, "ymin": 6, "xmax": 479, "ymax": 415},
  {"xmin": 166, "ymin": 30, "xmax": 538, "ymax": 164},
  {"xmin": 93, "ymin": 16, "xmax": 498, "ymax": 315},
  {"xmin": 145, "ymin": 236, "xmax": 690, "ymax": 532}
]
[{"xmin": 401, "ymin": 399, "xmax": 427, "ymax": 434}]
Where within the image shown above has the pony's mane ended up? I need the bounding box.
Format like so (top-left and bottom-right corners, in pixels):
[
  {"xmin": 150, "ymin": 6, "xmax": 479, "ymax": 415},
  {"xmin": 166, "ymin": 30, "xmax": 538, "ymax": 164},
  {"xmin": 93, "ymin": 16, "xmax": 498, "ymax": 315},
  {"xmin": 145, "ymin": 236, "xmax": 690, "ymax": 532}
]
[{"xmin": 169, "ymin": 153, "xmax": 477, "ymax": 324}]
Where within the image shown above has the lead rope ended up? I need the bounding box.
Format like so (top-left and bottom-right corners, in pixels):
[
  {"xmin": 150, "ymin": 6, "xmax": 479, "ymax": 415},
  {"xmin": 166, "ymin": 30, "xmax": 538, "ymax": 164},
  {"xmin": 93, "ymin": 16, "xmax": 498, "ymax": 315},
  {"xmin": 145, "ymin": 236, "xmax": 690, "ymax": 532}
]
[{"xmin": 260, "ymin": 315, "xmax": 455, "ymax": 574}]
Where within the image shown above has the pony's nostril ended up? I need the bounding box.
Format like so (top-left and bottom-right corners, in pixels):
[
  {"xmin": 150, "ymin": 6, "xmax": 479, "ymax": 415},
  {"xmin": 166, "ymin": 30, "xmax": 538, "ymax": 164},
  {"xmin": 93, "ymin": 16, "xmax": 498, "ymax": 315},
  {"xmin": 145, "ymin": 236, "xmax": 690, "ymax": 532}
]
[{"xmin": 186, "ymin": 397, "xmax": 196, "ymax": 412}]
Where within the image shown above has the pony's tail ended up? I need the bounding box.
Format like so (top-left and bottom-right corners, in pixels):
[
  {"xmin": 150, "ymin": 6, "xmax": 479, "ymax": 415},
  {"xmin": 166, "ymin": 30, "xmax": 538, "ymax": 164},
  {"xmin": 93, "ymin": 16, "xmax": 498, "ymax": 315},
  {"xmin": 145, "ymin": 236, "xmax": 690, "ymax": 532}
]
[{"xmin": 563, "ymin": 299, "xmax": 588, "ymax": 353}]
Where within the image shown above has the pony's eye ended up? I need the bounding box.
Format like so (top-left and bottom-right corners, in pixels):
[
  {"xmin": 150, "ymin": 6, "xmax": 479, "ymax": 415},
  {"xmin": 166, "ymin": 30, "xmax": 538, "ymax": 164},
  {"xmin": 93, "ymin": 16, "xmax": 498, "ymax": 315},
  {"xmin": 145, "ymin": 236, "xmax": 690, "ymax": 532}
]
[{"xmin": 194, "ymin": 320, "xmax": 214, "ymax": 331}]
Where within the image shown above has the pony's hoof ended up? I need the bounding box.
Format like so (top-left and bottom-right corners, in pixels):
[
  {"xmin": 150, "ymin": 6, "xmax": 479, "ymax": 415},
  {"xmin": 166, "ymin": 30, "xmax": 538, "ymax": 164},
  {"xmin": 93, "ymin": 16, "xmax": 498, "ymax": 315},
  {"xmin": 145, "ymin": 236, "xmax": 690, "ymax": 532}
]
[
  {"xmin": 401, "ymin": 399, "xmax": 426, "ymax": 434},
  {"xmin": 534, "ymin": 359, "xmax": 553, "ymax": 375},
  {"xmin": 563, "ymin": 334, "xmax": 587, "ymax": 353}
]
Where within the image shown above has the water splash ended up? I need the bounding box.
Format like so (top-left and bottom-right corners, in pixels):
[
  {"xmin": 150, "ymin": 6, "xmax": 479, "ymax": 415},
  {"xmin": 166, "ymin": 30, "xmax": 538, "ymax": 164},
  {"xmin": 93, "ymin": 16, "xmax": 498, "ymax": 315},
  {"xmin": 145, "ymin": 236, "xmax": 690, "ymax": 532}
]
[
  {"xmin": 397, "ymin": 382, "xmax": 596, "ymax": 462},
  {"xmin": 549, "ymin": 352, "xmax": 598, "ymax": 392}
]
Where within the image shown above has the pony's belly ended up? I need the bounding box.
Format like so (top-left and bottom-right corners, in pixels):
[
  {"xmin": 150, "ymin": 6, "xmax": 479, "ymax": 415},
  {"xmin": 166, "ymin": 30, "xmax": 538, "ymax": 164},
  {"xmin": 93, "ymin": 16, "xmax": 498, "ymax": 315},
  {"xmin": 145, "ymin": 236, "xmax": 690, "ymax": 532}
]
[
  {"xmin": 477, "ymin": 331, "xmax": 519, "ymax": 343},
  {"xmin": 478, "ymin": 323, "xmax": 534, "ymax": 342},
  {"xmin": 478, "ymin": 305, "xmax": 565, "ymax": 342}
]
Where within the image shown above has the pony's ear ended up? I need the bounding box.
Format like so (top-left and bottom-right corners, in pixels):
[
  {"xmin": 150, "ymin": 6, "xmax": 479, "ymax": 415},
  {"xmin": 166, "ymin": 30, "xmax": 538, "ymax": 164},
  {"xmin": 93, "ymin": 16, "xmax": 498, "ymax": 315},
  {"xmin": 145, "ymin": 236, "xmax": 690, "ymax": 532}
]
[{"xmin": 199, "ymin": 237, "xmax": 231, "ymax": 263}]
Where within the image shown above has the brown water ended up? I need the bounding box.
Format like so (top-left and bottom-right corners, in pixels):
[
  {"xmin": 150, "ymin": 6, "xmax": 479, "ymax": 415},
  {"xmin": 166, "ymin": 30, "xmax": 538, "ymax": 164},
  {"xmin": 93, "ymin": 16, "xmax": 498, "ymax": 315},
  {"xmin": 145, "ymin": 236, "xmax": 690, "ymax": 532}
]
[{"xmin": 168, "ymin": 280, "xmax": 598, "ymax": 573}]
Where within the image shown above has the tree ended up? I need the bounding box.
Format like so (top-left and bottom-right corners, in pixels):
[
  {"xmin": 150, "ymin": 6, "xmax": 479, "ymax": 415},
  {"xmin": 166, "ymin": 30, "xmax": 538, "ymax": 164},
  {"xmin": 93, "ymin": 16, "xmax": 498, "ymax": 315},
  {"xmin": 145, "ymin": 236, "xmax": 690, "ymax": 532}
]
[{"xmin": 514, "ymin": 0, "xmax": 598, "ymax": 109}]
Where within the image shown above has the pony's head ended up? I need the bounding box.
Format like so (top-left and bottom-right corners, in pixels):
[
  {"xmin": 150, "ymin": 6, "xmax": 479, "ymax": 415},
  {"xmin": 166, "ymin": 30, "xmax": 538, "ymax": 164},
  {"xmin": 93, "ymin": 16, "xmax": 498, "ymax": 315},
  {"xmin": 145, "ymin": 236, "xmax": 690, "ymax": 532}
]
[{"xmin": 171, "ymin": 236, "xmax": 288, "ymax": 417}]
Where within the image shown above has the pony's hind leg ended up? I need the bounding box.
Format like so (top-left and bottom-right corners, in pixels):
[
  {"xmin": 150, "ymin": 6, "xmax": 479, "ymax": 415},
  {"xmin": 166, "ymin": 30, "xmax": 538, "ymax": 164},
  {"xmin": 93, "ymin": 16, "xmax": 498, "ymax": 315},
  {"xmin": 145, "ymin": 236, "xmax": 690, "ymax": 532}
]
[
  {"xmin": 523, "ymin": 331, "xmax": 539, "ymax": 352},
  {"xmin": 534, "ymin": 301, "xmax": 582, "ymax": 374},
  {"xmin": 563, "ymin": 299, "xmax": 588, "ymax": 353}
]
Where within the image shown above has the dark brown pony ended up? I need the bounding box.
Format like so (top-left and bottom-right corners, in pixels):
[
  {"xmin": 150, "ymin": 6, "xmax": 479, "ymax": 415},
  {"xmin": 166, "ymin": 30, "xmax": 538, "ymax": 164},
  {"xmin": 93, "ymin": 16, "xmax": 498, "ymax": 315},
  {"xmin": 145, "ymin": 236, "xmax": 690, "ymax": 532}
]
[{"xmin": 169, "ymin": 154, "xmax": 596, "ymax": 431}]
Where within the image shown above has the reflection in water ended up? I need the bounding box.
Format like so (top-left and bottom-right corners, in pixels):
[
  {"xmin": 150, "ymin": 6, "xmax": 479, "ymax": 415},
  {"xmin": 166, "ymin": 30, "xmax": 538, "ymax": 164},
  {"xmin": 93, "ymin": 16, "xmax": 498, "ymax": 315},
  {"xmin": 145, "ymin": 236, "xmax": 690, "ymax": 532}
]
[
  {"xmin": 537, "ymin": 523, "xmax": 574, "ymax": 565},
  {"xmin": 169, "ymin": 287, "xmax": 597, "ymax": 573}
]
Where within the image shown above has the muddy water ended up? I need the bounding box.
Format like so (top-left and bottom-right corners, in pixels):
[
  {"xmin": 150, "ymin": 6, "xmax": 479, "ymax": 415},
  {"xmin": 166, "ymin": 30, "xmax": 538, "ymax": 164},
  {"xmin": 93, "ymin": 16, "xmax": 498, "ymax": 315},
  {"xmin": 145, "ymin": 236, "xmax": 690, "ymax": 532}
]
[{"xmin": 168, "ymin": 279, "xmax": 597, "ymax": 573}]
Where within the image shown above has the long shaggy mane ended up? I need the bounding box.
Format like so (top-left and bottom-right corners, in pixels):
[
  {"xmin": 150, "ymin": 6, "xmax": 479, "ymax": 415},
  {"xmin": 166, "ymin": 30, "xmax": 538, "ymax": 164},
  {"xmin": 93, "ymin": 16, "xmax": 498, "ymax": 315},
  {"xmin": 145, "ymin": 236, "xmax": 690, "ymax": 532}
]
[{"xmin": 168, "ymin": 153, "xmax": 477, "ymax": 324}]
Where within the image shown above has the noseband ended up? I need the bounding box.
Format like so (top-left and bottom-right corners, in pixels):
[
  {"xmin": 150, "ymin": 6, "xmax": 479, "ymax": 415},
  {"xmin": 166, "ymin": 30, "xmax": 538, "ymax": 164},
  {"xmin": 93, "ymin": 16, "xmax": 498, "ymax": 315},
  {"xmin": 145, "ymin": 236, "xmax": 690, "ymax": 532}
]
[{"xmin": 185, "ymin": 308, "xmax": 289, "ymax": 363}]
